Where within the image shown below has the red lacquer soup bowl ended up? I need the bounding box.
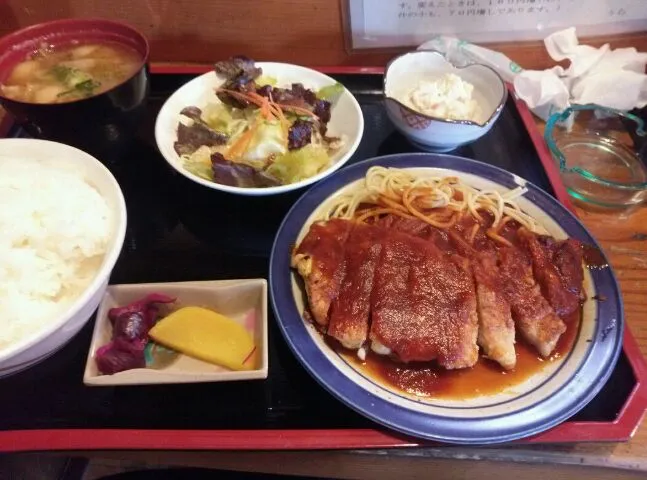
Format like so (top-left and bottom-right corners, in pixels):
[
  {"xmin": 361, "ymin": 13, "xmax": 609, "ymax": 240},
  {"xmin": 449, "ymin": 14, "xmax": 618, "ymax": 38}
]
[{"xmin": 0, "ymin": 18, "xmax": 150, "ymax": 156}]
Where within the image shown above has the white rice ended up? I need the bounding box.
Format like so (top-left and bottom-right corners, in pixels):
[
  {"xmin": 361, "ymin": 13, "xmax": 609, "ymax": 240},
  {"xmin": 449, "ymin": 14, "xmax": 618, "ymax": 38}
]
[{"xmin": 0, "ymin": 158, "xmax": 112, "ymax": 351}]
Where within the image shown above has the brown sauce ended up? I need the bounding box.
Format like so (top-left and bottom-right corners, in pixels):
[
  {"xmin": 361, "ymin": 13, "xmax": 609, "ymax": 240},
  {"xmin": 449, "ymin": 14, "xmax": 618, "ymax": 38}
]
[
  {"xmin": 337, "ymin": 310, "xmax": 580, "ymax": 400},
  {"xmin": 320, "ymin": 212, "xmax": 583, "ymax": 400},
  {"xmin": 582, "ymin": 244, "xmax": 608, "ymax": 270}
]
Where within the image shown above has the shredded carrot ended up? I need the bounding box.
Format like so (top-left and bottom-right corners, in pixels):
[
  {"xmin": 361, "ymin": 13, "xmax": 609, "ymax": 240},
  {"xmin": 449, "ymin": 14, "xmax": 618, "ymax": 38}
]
[
  {"xmin": 245, "ymin": 90, "xmax": 318, "ymax": 119},
  {"xmin": 227, "ymin": 120, "xmax": 258, "ymax": 159},
  {"xmin": 248, "ymin": 91, "xmax": 270, "ymax": 104},
  {"xmin": 271, "ymin": 102, "xmax": 289, "ymax": 127},
  {"xmin": 217, "ymin": 88, "xmax": 265, "ymax": 108},
  {"xmin": 216, "ymin": 88, "xmax": 318, "ymax": 120},
  {"xmin": 259, "ymin": 97, "xmax": 272, "ymax": 120},
  {"xmin": 216, "ymin": 86, "xmax": 320, "ymax": 156},
  {"xmin": 276, "ymin": 103, "xmax": 318, "ymax": 118},
  {"xmin": 269, "ymin": 102, "xmax": 290, "ymax": 144}
]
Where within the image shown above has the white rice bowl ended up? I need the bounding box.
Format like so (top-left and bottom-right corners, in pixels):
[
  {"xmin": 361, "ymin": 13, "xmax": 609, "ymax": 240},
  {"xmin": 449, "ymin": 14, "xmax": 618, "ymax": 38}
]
[{"xmin": 0, "ymin": 139, "xmax": 126, "ymax": 376}]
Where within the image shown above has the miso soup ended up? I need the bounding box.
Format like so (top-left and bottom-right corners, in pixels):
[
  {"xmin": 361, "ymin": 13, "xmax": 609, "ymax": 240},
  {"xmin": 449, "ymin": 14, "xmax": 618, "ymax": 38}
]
[{"xmin": 0, "ymin": 42, "xmax": 142, "ymax": 104}]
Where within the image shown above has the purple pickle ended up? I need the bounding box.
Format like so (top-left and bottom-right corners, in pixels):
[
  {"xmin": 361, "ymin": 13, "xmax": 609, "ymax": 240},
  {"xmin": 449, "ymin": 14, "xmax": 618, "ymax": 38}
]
[
  {"xmin": 95, "ymin": 337, "xmax": 146, "ymax": 375},
  {"xmin": 95, "ymin": 293, "xmax": 176, "ymax": 375}
]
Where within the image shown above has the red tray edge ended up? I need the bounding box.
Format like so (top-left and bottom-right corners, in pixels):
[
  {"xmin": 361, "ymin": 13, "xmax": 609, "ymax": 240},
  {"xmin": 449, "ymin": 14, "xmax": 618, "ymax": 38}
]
[{"xmin": 0, "ymin": 64, "xmax": 645, "ymax": 452}]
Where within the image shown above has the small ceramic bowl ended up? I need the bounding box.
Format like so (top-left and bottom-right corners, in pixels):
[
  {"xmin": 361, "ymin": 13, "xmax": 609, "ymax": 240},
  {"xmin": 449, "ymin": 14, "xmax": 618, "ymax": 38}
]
[
  {"xmin": 83, "ymin": 279, "xmax": 268, "ymax": 386},
  {"xmin": 384, "ymin": 50, "xmax": 507, "ymax": 152}
]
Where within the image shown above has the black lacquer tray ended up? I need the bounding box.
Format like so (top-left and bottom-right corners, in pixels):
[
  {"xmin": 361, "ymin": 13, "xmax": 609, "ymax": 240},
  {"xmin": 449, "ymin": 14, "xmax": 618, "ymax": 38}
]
[{"xmin": 0, "ymin": 70, "xmax": 644, "ymax": 451}]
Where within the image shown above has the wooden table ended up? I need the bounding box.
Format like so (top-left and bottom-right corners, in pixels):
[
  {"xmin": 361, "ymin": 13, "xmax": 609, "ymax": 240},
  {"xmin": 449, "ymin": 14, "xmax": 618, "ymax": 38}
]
[{"xmin": 1, "ymin": 109, "xmax": 647, "ymax": 480}]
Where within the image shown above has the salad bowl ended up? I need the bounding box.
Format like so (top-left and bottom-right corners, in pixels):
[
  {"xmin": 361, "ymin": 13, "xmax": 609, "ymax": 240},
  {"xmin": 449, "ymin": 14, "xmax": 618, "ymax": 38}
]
[{"xmin": 155, "ymin": 62, "xmax": 364, "ymax": 196}]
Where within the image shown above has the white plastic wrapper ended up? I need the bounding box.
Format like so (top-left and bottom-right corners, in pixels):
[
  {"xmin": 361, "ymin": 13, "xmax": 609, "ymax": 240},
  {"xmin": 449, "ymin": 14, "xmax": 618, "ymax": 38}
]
[{"xmin": 418, "ymin": 28, "xmax": 647, "ymax": 128}]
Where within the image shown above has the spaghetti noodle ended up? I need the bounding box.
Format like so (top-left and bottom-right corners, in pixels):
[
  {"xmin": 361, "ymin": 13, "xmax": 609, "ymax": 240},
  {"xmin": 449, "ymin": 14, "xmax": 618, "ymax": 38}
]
[{"xmin": 322, "ymin": 166, "xmax": 540, "ymax": 243}]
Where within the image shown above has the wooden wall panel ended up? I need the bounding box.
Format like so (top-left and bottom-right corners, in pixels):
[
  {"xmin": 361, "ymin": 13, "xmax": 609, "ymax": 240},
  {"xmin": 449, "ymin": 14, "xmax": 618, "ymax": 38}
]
[{"xmin": 0, "ymin": 0, "xmax": 646, "ymax": 70}]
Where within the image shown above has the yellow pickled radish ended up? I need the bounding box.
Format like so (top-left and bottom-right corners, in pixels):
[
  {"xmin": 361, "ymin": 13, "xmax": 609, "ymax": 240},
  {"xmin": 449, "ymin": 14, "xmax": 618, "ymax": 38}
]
[{"xmin": 148, "ymin": 306, "xmax": 256, "ymax": 371}]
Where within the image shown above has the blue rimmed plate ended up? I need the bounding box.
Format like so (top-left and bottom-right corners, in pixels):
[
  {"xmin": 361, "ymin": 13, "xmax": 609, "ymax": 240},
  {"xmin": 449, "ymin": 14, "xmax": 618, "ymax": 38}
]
[{"xmin": 269, "ymin": 153, "xmax": 623, "ymax": 444}]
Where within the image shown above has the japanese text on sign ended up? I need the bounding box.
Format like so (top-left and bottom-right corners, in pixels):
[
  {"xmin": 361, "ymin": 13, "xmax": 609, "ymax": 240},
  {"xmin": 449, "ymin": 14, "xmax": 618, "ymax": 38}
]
[{"xmin": 347, "ymin": 0, "xmax": 647, "ymax": 48}]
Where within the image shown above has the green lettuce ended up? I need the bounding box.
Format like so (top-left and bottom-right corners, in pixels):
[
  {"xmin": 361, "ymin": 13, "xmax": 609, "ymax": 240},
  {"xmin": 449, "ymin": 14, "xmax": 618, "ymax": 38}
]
[
  {"xmin": 256, "ymin": 75, "xmax": 278, "ymax": 87},
  {"xmin": 183, "ymin": 146, "xmax": 213, "ymax": 180},
  {"xmin": 266, "ymin": 144, "xmax": 330, "ymax": 184},
  {"xmin": 316, "ymin": 82, "xmax": 344, "ymax": 102},
  {"xmin": 201, "ymin": 103, "xmax": 235, "ymax": 133}
]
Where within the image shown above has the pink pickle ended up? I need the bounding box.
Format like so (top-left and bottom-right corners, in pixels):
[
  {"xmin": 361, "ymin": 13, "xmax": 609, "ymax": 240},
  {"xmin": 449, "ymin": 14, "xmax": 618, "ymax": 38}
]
[{"xmin": 243, "ymin": 309, "xmax": 256, "ymax": 334}]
